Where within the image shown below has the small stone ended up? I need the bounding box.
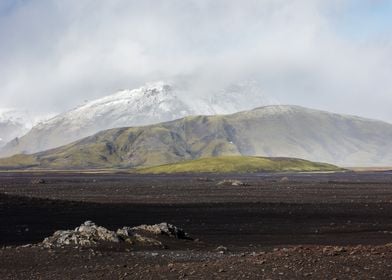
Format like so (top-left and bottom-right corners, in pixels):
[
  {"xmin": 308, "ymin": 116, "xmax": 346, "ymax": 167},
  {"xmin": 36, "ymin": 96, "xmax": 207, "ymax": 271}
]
[
  {"xmin": 280, "ymin": 177, "xmax": 289, "ymax": 182},
  {"xmin": 216, "ymin": 245, "xmax": 228, "ymax": 254},
  {"xmin": 31, "ymin": 178, "xmax": 46, "ymax": 184},
  {"xmin": 216, "ymin": 179, "xmax": 250, "ymax": 186}
]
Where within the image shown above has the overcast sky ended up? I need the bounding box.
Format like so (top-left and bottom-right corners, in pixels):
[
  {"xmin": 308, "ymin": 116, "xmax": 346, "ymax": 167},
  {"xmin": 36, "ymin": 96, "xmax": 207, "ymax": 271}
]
[{"xmin": 0, "ymin": 0, "xmax": 392, "ymax": 122}]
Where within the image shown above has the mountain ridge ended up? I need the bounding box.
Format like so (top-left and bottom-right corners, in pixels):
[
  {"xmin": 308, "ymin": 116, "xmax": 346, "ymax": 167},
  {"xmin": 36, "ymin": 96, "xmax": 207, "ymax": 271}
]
[{"xmin": 0, "ymin": 105, "xmax": 391, "ymax": 169}]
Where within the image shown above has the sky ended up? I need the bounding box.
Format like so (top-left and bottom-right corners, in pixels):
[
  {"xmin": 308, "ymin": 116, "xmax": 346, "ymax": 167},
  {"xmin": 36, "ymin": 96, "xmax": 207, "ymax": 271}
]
[{"xmin": 0, "ymin": 0, "xmax": 392, "ymax": 123}]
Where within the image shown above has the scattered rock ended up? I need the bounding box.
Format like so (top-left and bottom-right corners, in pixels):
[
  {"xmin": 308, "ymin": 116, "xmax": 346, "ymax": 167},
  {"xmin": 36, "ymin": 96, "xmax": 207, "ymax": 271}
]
[
  {"xmin": 217, "ymin": 180, "xmax": 250, "ymax": 186},
  {"xmin": 31, "ymin": 178, "xmax": 46, "ymax": 184},
  {"xmin": 196, "ymin": 177, "xmax": 214, "ymax": 182},
  {"xmin": 322, "ymin": 246, "xmax": 346, "ymax": 256}
]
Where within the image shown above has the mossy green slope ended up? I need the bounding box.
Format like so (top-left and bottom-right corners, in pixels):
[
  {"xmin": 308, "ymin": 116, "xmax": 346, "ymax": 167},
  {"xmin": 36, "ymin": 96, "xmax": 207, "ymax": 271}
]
[
  {"xmin": 0, "ymin": 154, "xmax": 40, "ymax": 169},
  {"xmin": 137, "ymin": 156, "xmax": 341, "ymax": 174}
]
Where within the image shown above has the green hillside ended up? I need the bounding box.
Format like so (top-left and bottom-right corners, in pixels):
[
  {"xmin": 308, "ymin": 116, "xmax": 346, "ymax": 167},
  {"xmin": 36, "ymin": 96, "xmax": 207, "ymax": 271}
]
[{"xmin": 138, "ymin": 156, "xmax": 341, "ymax": 174}]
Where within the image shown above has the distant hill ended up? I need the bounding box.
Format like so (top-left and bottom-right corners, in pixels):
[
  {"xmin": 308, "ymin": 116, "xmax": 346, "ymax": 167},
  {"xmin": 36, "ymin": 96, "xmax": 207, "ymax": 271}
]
[
  {"xmin": 0, "ymin": 105, "xmax": 392, "ymax": 169},
  {"xmin": 137, "ymin": 156, "xmax": 341, "ymax": 174}
]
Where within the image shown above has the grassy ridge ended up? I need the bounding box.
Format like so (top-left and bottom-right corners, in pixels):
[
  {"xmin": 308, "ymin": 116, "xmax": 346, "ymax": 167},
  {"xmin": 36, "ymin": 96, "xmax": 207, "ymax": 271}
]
[
  {"xmin": 0, "ymin": 154, "xmax": 39, "ymax": 169},
  {"xmin": 137, "ymin": 156, "xmax": 341, "ymax": 174}
]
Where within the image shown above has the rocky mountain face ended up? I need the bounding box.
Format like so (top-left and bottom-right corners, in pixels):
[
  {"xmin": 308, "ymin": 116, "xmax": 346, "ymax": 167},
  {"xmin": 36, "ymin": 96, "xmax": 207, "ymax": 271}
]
[
  {"xmin": 2, "ymin": 105, "xmax": 391, "ymax": 168},
  {"xmin": 0, "ymin": 81, "xmax": 268, "ymax": 157}
]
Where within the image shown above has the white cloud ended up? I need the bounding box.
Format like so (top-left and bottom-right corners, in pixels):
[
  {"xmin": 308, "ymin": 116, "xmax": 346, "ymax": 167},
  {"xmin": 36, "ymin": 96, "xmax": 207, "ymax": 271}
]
[{"xmin": 0, "ymin": 0, "xmax": 391, "ymax": 122}]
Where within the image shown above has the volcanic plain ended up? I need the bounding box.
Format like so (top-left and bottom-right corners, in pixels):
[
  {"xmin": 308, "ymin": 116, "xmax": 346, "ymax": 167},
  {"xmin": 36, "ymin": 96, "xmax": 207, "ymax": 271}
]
[{"xmin": 1, "ymin": 171, "xmax": 392, "ymax": 279}]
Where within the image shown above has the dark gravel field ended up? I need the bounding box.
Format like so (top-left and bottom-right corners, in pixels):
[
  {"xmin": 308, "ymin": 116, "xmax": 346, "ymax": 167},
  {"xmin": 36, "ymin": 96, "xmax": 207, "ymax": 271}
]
[{"xmin": 1, "ymin": 171, "xmax": 392, "ymax": 279}]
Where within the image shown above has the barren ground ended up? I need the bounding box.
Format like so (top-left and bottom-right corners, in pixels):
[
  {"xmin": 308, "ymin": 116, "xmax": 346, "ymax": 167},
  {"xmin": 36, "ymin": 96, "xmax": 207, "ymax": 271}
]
[{"xmin": 1, "ymin": 171, "xmax": 392, "ymax": 279}]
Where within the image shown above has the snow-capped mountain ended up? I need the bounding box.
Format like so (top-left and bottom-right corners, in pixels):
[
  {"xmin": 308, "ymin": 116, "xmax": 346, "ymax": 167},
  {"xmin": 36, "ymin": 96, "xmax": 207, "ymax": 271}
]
[
  {"xmin": 0, "ymin": 109, "xmax": 31, "ymax": 148},
  {"xmin": 32, "ymin": 82, "xmax": 195, "ymax": 138},
  {"xmin": 0, "ymin": 81, "xmax": 267, "ymax": 156}
]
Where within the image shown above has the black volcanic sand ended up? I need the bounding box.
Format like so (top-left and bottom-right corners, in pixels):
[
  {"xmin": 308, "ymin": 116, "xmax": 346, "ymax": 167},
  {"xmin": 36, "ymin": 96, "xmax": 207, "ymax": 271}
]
[{"xmin": 1, "ymin": 171, "xmax": 392, "ymax": 279}]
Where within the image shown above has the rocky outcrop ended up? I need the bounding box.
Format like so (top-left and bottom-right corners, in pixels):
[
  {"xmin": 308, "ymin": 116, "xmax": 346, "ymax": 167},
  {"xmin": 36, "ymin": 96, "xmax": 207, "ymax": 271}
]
[
  {"xmin": 41, "ymin": 221, "xmax": 191, "ymax": 248},
  {"xmin": 42, "ymin": 221, "xmax": 119, "ymax": 248},
  {"xmin": 131, "ymin": 222, "xmax": 192, "ymax": 240},
  {"xmin": 116, "ymin": 227, "xmax": 162, "ymax": 246}
]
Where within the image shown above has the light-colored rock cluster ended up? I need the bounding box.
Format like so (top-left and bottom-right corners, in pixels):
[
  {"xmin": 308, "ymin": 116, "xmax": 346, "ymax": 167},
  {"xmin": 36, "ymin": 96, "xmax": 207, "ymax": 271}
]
[
  {"xmin": 131, "ymin": 222, "xmax": 191, "ymax": 240},
  {"xmin": 217, "ymin": 179, "xmax": 250, "ymax": 186},
  {"xmin": 41, "ymin": 221, "xmax": 190, "ymax": 248},
  {"xmin": 42, "ymin": 221, "xmax": 119, "ymax": 247},
  {"xmin": 116, "ymin": 227, "xmax": 162, "ymax": 246}
]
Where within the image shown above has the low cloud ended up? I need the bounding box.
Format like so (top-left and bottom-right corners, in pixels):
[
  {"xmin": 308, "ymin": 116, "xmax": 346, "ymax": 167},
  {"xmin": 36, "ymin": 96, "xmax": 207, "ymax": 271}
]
[{"xmin": 0, "ymin": 0, "xmax": 391, "ymax": 122}]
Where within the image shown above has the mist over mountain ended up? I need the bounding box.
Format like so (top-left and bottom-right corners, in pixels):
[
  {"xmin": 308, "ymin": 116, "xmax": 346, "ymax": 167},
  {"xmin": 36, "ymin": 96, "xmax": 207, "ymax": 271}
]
[
  {"xmin": 0, "ymin": 109, "xmax": 32, "ymax": 148},
  {"xmin": 0, "ymin": 81, "xmax": 268, "ymax": 157},
  {"xmin": 2, "ymin": 105, "xmax": 391, "ymax": 169}
]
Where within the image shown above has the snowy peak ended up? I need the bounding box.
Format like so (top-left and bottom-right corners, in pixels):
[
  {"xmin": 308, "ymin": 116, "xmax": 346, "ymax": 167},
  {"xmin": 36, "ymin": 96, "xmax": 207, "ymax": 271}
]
[
  {"xmin": 37, "ymin": 81, "xmax": 190, "ymax": 128},
  {"xmin": 85, "ymin": 81, "xmax": 174, "ymax": 107},
  {"xmin": 75, "ymin": 82, "xmax": 180, "ymax": 113}
]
